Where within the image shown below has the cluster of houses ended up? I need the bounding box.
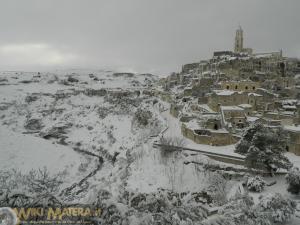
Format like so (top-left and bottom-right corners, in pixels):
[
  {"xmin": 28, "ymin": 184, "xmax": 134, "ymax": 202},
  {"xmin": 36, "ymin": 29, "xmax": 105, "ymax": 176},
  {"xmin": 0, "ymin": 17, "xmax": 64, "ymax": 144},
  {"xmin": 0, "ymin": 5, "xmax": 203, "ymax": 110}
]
[{"xmin": 160, "ymin": 26, "xmax": 300, "ymax": 155}]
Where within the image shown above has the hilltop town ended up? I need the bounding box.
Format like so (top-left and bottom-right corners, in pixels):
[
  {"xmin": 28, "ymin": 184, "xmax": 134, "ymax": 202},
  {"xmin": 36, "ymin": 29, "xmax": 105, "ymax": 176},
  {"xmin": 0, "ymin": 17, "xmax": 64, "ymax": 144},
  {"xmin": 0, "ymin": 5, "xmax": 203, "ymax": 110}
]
[{"xmin": 160, "ymin": 26, "xmax": 300, "ymax": 155}]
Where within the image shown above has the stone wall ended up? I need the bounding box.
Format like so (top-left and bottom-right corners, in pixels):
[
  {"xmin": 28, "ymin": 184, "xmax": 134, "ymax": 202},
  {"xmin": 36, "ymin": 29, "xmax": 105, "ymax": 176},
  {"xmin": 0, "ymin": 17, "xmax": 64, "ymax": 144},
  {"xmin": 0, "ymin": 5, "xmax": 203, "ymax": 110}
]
[
  {"xmin": 170, "ymin": 104, "xmax": 183, "ymax": 118},
  {"xmin": 181, "ymin": 124, "xmax": 238, "ymax": 146},
  {"xmin": 182, "ymin": 63, "xmax": 200, "ymax": 73},
  {"xmin": 221, "ymin": 80, "xmax": 260, "ymax": 92},
  {"xmin": 208, "ymin": 91, "xmax": 263, "ymax": 111},
  {"xmin": 208, "ymin": 92, "xmax": 248, "ymax": 111},
  {"xmin": 286, "ymin": 130, "xmax": 300, "ymax": 155}
]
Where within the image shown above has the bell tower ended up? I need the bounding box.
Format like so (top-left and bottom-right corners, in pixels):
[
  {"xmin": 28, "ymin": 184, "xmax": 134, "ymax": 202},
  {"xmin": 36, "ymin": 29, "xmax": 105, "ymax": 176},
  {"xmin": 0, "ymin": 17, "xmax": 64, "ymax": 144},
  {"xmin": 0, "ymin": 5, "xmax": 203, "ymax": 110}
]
[{"xmin": 234, "ymin": 26, "xmax": 243, "ymax": 53}]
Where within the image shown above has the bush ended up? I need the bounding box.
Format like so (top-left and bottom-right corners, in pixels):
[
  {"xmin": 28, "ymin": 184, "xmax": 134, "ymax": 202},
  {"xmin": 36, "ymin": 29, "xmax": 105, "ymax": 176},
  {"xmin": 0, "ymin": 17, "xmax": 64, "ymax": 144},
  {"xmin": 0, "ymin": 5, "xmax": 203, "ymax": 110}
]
[
  {"xmin": 286, "ymin": 167, "xmax": 300, "ymax": 194},
  {"xmin": 206, "ymin": 173, "xmax": 228, "ymax": 206},
  {"xmin": 0, "ymin": 168, "xmax": 64, "ymax": 207},
  {"xmin": 133, "ymin": 108, "xmax": 153, "ymax": 126},
  {"xmin": 24, "ymin": 118, "xmax": 44, "ymax": 131},
  {"xmin": 256, "ymin": 193, "xmax": 296, "ymax": 224},
  {"xmin": 246, "ymin": 176, "xmax": 266, "ymax": 192},
  {"xmin": 218, "ymin": 194, "xmax": 262, "ymax": 225},
  {"xmin": 218, "ymin": 193, "xmax": 296, "ymax": 225}
]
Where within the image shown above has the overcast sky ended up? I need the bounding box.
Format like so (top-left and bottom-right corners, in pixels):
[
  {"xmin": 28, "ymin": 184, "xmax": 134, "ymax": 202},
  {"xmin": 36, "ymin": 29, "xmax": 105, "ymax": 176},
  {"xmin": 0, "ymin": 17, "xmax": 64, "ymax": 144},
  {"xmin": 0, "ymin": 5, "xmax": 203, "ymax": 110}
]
[{"xmin": 0, "ymin": 0, "xmax": 299, "ymax": 75}]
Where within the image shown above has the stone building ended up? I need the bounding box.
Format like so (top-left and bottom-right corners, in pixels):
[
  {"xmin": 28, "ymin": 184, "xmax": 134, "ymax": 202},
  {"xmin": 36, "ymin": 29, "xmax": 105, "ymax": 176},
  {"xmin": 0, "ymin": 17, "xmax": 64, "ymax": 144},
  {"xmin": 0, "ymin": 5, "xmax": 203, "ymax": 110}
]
[
  {"xmin": 220, "ymin": 80, "xmax": 260, "ymax": 92},
  {"xmin": 263, "ymin": 111, "xmax": 296, "ymax": 126},
  {"xmin": 213, "ymin": 51, "xmax": 235, "ymax": 58},
  {"xmin": 248, "ymin": 93, "xmax": 264, "ymax": 110},
  {"xmin": 160, "ymin": 24, "xmax": 300, "ymax": 149},
  {"xmin": 208, "ymin": 90, "xmax": 246, "ymax": 111},
  {"xmin": 234, "ymin": 26, "xmax": 253, "ymax": 55},
  {"xmin": 207, "ymin": 90, "xmax": 262, "ymax": 111},
  {"xmin": 164, "ymin": 73, "xmax": 180, "ymax": 90},
  {"xmin": 182, "ymin": 63, "xmax": 200, "ymax": 74},
  {"xmin": 220, "ymin": 106, "xmax": 247, "ymax": 129},
  {"xmin": 184, "ymin": 77, "xmax": 214, "ymax": 97},
  {"xmin": 234, "ymin": 26, "xmax": 243, "ymax": 53},
  {"xmin": 284, "ymin": 126, "xmax": 300, "ymax": 155},
  {"xmin": 181, "ymin": 119, "xmax": 238, "ymax": 146}
]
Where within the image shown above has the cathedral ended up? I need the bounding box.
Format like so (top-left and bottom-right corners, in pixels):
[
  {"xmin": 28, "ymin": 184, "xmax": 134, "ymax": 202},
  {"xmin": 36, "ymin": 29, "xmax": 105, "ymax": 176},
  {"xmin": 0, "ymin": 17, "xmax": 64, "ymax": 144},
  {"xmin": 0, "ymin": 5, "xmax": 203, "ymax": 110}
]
[{"xmin": 234, "ymin": 26, "xmax": 253, "ymax": 55}]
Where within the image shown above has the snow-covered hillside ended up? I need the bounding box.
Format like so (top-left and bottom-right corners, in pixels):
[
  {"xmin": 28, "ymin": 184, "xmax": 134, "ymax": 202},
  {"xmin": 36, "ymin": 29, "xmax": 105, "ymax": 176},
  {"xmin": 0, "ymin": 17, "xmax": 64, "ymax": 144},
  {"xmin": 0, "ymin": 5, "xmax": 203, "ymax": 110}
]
[{"xmin": 1, "ymin": 70, "xmax": 299, "ymax": 225}]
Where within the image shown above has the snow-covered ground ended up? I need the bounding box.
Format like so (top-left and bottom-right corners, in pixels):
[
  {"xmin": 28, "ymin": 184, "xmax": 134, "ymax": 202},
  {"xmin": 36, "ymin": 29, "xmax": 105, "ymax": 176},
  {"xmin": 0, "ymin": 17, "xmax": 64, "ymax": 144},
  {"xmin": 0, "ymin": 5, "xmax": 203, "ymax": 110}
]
[
  {"xmin": 0, "ymin": 70, "xmax": 174, "ymax": 200},
  {"xmin": 1, "ymin": 70, "xmax": 300, "ymax": 224},
  {"xmin": 0, "ymin": 125, "xmax": 89, "ymax": 187}
]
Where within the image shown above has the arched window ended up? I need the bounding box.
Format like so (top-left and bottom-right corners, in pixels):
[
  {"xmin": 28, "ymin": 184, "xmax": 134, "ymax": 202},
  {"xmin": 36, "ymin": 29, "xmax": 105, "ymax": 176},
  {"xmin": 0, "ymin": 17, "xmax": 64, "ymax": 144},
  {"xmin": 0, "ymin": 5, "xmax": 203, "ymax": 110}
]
[
  {"xmin": 252, "ymin": 86, "xmax": 255, "ymax": 90},
  {"xmin": 235, "ymin": 85, "xmax": 238, "ymax": 89},
  {"xmin": 226, "ymin": 85, "xmax": 230, "ymax": 90},
  {"xmin": 245, "ymin": 86, "xmax": 248, "ymax": 90}
]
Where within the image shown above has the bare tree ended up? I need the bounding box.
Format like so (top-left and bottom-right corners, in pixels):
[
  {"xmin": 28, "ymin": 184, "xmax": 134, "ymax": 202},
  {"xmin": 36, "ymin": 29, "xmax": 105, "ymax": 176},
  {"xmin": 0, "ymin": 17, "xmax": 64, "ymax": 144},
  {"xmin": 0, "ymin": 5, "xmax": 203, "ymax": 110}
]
[
  {"xmin": 26, "ymin": 167, "xmax": 64, "ymax": 194},
  {"xmin": 159, "ymin": 136, "xmax": 185, "ymax": 160},
  {"xmin": 166, "ymin": 151, "xmax": 180, "ymax": 191},
  {"xmin": 0, "ymin": 168, "xmax": 65, "ymax": 207},
  {"xmin": 159, "ymin": 136, "xmax": 185, "ymax": 191},
  {"xmin": 206, "ymin": 172, "xmax": 228, "ymax": 206}
]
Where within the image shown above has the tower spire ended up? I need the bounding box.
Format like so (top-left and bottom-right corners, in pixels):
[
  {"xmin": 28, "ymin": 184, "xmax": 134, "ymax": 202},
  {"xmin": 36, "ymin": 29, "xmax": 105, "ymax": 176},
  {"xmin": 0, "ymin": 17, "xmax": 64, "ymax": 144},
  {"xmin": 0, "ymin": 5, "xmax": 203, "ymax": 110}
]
[{"xmin": 234, "ymin": 25, "xmax": 243, "ymax": 53}]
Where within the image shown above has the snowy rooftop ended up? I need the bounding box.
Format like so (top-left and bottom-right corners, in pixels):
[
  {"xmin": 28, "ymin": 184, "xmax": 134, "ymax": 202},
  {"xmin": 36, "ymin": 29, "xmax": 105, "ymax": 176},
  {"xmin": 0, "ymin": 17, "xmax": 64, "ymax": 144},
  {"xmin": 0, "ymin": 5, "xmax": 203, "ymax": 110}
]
[
  {"xmin": 282, "ymin": 105, "xmax": 297, "ymax": 109},
  {"xmin": 282, "ymin": 99, "xmax": 298, "ymax": 105},
  {"xmin": 281, "ymin": 111, "xmax": 296, "ymax": 115},
  {"xmin": 248, "ymin": 92, "xmax": 262, "ymax": 97},
  {"xmin": 222, "ymin": 79, "xmax": 255, "ymax": 83},
  {"xmin": 220, "ymin": 106, "xmax": 244, "ymax": 111},
  {"xmin": 256, "ymin": 88, "xmax": 279, "ymax": 97},
  {"xmin": 284, "ymin": 125, "xmax": 300, "ymax": 133},
  {"xmin": 213, "ymin": 90, "xmax": 243, "ymax": 96},
  {"xmin": 185, "ymin": 119, "xmax": 229, "ymax": 134},
  {"xmin": 238, "ymin": 104, "xmax": 252, "ymax": 108},
  {"xmin": 254, "ymin": 53, "xmax": 274, "ymax": 58},
  {"xmin": 184, "ymin": 119, "xmax": 201, "ymax": 130},
  {"xmin": 247, "ymin": 116, "xmax": 260, "ymax": 122},
  {"xmin": 198, "ymin": 104, "xmax": 215, "ymax": 113}
]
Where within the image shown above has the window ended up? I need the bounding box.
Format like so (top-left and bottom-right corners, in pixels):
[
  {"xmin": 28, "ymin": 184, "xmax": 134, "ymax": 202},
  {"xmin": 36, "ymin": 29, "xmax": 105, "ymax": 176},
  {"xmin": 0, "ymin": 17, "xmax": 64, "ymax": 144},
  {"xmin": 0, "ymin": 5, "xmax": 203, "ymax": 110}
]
[
  {"xmin": 245, "ymin": 86, "xmax": 248, "ymax": 90},
  {"xmin": 235, "ymin": 85, "xmax": 238, "ymax": 89},
  {"xmin": 226, "ymin": 85, "xmax": 230, "ymax": 89},
  {"xmin": 252, "ymin": 86, "xmax": 255, "ymax": 90},
  {"xmin": 214, "ymin": 124, "xmax": 219, "ymax": 130}
]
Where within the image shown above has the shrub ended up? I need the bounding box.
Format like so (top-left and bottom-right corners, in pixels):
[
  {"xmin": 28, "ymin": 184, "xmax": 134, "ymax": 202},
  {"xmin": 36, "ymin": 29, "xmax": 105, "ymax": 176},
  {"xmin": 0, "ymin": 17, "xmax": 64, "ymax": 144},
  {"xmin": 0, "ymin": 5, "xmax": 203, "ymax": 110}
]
[
  {"xmin": 206, "ymin": 173, "xmax": 228, "ymax": 206},
  {"xmin": 286, "ymin": 167, "xmax": 300, "ymax": 194},
  {"xmin": 256, "ymin": 193, "xmax": 296, "ymax": 224},
  {"xmin": 246, "ymin": 176, "xmax": 266, "ymax": 192},
  {"xmin": 133, "ymin": 108, "xmax": 153, "ymax": 127}
]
